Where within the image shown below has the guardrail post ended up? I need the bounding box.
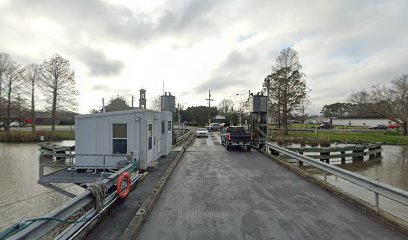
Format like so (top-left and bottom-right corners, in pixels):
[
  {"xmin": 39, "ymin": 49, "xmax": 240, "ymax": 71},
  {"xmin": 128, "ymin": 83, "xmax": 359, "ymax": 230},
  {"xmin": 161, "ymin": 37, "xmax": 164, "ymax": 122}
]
[
  {"xmin": 375, "ymin": 192, "xmax": 379, "ymax": 210},
  {"xmin": 298, "ymin": 151, "xmax": 303, "ymax": 166},
  {"xmin": 324, "ymin": 171, "xmax": 327, "ymax": 182},
  {"xmin": 321, "ymin": 149, "xmax": 330, "ymax": 163},
  {"xmin": 341, "ymin": 151, "xmax": 346, "ymax": 164}
]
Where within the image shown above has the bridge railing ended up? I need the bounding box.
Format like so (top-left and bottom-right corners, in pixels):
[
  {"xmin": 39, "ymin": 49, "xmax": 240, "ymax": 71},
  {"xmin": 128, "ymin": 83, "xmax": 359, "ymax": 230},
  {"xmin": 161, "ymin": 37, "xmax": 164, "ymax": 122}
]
[
  {"xmin": 4, "ymin": 164, "xmax": 140, "ymax": 240},
  {"xmin": 176, "ymin": 129, "xmax": 191, "ymax": 143},
  {"xmin": 265, "ymin": 143, "xmax": 408, "ymax": 211}
]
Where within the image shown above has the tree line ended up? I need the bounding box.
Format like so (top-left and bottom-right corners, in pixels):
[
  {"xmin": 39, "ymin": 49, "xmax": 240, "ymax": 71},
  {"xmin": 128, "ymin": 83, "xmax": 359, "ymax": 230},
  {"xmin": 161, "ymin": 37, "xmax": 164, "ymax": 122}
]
[
  {"xmin": 321, "ymin": 74, "xmax": 408, "ymax": 135},
  {"xmin": 0, "ymin": 52, "xmax": 78, "ymax": 131}
]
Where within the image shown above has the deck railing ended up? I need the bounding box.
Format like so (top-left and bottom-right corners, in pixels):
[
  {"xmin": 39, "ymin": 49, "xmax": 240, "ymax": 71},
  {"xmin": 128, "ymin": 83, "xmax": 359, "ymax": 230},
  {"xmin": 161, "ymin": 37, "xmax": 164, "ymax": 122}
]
[{"xmin": 4, "ymin": 164, "xmax": 141, "ymax": 240}]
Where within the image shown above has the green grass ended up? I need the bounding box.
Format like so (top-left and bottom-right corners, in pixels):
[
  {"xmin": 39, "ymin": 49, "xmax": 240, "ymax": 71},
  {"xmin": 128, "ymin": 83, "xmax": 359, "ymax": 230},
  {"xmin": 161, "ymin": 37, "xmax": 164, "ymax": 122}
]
[
  {"xmin": 0, "ymin": 130, "xmax": 75, "ymax": 143},
  {"xmin": 275, "ymin": 131, "xmax": 408, "ymax": 145}
]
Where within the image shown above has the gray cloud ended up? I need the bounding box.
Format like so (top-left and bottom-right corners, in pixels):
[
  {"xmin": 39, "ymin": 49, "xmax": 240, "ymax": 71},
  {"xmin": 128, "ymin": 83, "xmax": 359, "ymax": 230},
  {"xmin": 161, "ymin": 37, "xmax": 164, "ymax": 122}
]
[
  {"xmin": 2, "ymin": 0, "xmax": 408, "ymax": 114},
  {"xmin": 9, "ymin": 0, "xmax": 223, "ymax": 48},
  {"xmin": 91, "ymin": 85, "xmax": 111, "ymax": 92},
  {"xmin": 74, "ymin": 47, "xmax": 124, "ymax": 76},
  {"xmin": 190, "ymin": 40, "xmax": 286, "ymax": 98}
]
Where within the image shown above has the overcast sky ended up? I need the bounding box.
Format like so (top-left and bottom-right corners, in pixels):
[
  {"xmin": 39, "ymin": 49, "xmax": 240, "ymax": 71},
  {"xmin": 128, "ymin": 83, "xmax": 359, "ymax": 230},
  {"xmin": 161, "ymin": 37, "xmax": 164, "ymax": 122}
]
[{"xmin": 1, "ymin": 0, "xmax": 407, "ymax": 114}]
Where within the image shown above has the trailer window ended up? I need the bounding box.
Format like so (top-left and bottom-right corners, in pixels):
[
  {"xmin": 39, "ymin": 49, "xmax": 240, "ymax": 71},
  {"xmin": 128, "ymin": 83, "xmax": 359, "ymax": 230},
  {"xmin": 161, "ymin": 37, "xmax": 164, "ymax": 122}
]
[{"xmin": 113, "ymin": 124, "xmax": 127, "ymax": 154}]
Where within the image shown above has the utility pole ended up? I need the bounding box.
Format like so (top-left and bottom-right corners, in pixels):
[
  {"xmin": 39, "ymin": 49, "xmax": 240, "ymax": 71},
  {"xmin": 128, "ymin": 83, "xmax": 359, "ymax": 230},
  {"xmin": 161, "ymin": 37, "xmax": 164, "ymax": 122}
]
[
  {"xmin": 178, "ymin": 103, "xmax": 181, "ymax": 133},
  {"xmin": 205, "ymin": 89, "xmax": 214, "ymax": 125},
  {"xmin": 266, "ymin": 79, "xmax": 270, "ymax": 143}
]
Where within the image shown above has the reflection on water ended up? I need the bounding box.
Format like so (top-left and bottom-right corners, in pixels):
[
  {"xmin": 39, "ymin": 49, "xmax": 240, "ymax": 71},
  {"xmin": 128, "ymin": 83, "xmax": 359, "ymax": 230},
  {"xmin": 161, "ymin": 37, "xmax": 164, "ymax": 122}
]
[
  {"xmin": 0, "ymin": 141, "xmax": 83, "ymax": 231},
  {"xmin": 312, "ymin": 144, "xmax": 408, "ymax": 221},
  {"xmin": 337, "ymin": 145, "xmax": 408, "ymax": 191}
]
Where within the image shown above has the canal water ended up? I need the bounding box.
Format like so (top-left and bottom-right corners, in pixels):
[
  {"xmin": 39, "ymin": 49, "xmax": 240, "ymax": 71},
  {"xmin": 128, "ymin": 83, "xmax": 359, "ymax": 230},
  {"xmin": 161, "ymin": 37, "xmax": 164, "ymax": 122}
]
[
  {"xmin": 0, "ymin": 141, "xmax": 84, "ymax": 232},
  {"xmin": 0, "ymin": 142, "xmax": 407, "ymax": 232}
]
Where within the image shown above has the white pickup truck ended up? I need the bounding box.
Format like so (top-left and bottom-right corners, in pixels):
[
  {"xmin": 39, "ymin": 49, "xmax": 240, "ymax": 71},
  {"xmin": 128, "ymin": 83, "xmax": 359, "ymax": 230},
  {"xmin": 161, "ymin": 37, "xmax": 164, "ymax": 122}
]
[{"xmin": 206, "ymin": 123, "xmax": 223, "ymax": 131}]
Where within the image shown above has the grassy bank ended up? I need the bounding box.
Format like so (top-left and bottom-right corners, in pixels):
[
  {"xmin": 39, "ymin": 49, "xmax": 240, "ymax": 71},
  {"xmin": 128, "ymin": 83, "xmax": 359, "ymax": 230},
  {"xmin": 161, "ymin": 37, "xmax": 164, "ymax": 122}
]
[
  {"xmin": 0, "ymin": 131, "xmax": 75, "ymax": 143},
  {"xmin": 271, "ymin": 130, "xmax": 408, "ymax": 145}
]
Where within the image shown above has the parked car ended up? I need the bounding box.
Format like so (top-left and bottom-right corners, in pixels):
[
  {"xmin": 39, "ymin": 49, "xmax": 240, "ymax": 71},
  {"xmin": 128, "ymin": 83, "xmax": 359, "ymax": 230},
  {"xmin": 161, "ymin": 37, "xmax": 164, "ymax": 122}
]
[
  {"xmin": 9, "ymin": 121, "xmax": 22, "ymax": 127},
  {"xmin": 388, "ymin": 123, "xmax": 401, "ymax": 129},
  {"xmin": 317, "ymin": 123, "xmax": 333, "ymax": 129},
  {"xmin": 220, "ymin": 126, "xmax": 253, "ymax": 151},
  {"xmin": 206, "ymin": 123, "xmax": 222, "ymax": 131},
  {"xmin": 369, "ymin": 124, "xmax": 388, "ymax": 130},
  {"xmin": 196, "ymin": 128, "xmax": 209, "ymax": 138}
]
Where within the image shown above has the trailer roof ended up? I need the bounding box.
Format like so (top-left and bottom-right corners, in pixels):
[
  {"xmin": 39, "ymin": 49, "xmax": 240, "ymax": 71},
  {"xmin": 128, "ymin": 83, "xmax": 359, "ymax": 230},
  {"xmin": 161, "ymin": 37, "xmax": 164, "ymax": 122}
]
[{"xmin": 75, "ymin": 109, "xmax": 170, "ymax": 119}]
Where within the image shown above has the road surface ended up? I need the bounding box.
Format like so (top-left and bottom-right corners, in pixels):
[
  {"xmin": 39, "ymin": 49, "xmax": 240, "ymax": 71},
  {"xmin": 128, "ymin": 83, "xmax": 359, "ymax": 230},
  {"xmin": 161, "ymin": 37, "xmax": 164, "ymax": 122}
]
[{"xmin": 138, "ymin": 132, "xmax": 406, "ymax": 239}]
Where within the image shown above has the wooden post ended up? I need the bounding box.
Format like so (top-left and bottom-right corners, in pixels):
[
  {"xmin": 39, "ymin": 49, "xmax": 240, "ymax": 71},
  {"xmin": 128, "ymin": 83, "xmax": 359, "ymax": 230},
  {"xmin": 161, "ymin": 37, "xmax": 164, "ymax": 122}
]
[
  {"xmin": 341, "ymin": 151, "xmax": 346, "ymax": 164},
  {"xmin": 369, "ymin": 147, "xmax": 375, "ymax": 159},
  {"xmin": 376, "ymin": 144, "xmax": 382, "ymax": 158},
  {"xmin": 352, "ymin": 146, "xmax": 364, "ymax": 161}
]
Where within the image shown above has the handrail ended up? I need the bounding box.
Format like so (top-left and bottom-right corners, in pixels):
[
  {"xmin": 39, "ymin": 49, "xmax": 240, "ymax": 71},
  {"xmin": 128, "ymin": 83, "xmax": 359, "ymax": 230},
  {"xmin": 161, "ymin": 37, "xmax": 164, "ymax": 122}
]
[
  {"xmin": 176, "ymin": 129, "xmax": 191, "ymax": 143},
  {"xmin": 7, "ymin": 164, "xmax": 134, "ymax": 239},
  {"xmin": 265, "ymin": 143, "xmax": 408, "ymax": 209}
]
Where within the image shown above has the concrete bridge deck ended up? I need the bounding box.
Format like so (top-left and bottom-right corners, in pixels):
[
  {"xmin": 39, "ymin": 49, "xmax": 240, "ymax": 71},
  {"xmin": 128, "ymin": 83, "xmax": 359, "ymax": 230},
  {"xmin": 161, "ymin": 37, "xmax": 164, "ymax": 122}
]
[{"xmin": 89, "ymin": 133, "xmax": 407, "ymax": 239}]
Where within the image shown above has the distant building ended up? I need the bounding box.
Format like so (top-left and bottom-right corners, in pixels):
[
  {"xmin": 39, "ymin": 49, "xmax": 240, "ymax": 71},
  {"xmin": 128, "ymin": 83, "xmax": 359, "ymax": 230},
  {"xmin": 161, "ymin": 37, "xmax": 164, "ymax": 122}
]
[
  {"xmin": 212, "ymin": 115, "xmax": 226, "ymax": 123},
  {"xmin": 304, "ymin": 117, "xmax": 330, "ymax": 124},
  {"xmin": 332, "ymin": 118, "xmax": 398, "ymax": 127}
]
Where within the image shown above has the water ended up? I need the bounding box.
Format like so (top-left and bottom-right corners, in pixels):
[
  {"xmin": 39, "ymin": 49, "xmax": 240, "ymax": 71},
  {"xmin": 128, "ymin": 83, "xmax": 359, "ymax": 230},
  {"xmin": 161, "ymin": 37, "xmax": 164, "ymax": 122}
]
[
  {"xmin": 341, "ymin": 145, "xmax": 408, "ymax": 191},
  {"xmin": 302, "ymin": 144, "xmax": 408, "ymax": 221},
  {"xmin": 0, "ymin": 141, "xmax": 83, "ymax": 232}
]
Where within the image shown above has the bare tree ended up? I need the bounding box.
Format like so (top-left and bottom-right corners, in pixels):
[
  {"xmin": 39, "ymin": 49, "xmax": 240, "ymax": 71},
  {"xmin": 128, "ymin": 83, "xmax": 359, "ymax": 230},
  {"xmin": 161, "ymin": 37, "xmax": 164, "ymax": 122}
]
[
  {"xmin": 24, "ymin": 64, "xmax": 42, "ymax": 131},
  {"xmin": 0, "ymin": 53, "xmax": 14, "ymax": 126},
  {"xmin": 3, "ymin": 60, "xmax": 24, "ymax": 131},
  {"xmin": 349, "ymin": 74, "xmax": 408, "ymax": 135},
  {"xmin": 218, "ymin": 99, "xmax": 234, "ymax": 114},
  {"xmin": 264, "ymin": 47, "xmax": 308, "ymax": 134},
  {"xmin": 150, "ymin": 96, "xmax": 161, "ymax": 111},
  {"xmin": 40, "ymin": 54, "xmax": 78, "ymax": 131},
  {"xmin": 297, "ymin": 96, "xmax": 311, "ymax": 123}
]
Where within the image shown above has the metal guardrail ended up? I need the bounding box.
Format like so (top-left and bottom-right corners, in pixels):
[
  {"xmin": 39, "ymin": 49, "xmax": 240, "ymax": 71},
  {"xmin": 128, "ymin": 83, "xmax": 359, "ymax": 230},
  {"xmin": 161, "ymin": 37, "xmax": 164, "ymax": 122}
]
[
  {"xmin": 265, "ymin": 143, "xmax": 408, "ymax": 211},
  {"xmin": 6, "ymin": 164, "xmax": 138, "ymax": 240},
  {"xmin": 176, "ymin": 129, "xmax": 191, "ymax": 143}
]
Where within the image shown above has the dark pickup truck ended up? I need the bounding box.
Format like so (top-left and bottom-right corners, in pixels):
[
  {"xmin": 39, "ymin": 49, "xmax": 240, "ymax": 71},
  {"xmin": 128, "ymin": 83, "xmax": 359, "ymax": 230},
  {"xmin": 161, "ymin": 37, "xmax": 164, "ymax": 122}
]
[{"xmin": 220, "ymin": 126, "xmax": 253, "ymax": 151}]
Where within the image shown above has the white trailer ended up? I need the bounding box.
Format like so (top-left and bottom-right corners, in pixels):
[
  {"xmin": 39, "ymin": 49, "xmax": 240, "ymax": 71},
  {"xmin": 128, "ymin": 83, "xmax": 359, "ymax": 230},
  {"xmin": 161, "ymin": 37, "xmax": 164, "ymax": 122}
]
[{"xmin": 75, "ymin": 109, "xmax": 172, "ymax": 170}]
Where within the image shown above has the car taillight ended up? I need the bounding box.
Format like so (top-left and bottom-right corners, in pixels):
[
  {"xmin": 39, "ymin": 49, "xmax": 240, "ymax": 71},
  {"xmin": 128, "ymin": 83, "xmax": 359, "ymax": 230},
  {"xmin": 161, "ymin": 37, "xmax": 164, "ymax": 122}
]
[{"xmin": 227, "ymin": 133, "xmax": 231, "ymax": 141}]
